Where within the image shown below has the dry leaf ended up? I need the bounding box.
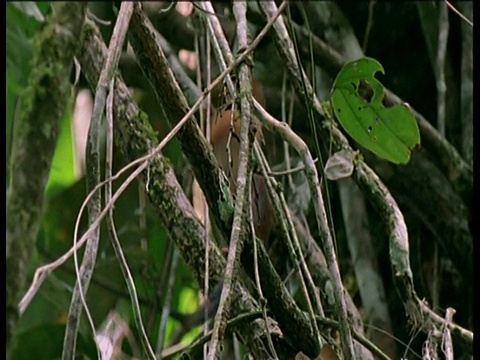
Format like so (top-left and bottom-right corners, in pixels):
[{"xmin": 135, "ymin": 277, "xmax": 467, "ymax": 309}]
[
  {"xmin": 295, "ymin": 344, "xmax": 340, "ymax": 360},
  {"xmin": 318, "ymin": 344, "xmax": 340, "ymax": 360}
]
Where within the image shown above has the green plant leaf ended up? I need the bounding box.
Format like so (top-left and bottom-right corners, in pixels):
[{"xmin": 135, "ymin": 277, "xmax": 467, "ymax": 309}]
[
  {"xmin": 6, "ymin": 2, "xmax": 47, "ymax": 91},
  {"xmin": 11, "ymin": 2, "xmax": 46, "ymax": 22},
  {"xmin": 45, "ymin": 104, "xmax": 79, "ymax": 197},
  {"xmin": 331, "ymin": 57, "xmax": 420, "ymax": 164}
]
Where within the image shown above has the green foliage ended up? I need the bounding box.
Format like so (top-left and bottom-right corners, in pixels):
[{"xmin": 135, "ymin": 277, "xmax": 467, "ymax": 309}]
[
  {"xmin": 11, "ymin": 324, "xmax": 96, "ymax": 360},
  {"xmin": 175, "ymin": 288, "xmax": 201, "ymax": 345},
  {"xmin": 331, "ymin": 57, "xmax": 420, "ymax": 164},
  {"xmin": 45, "ymin": 105, "xmax": 79, "ymax": 197},
  {"xmin": 6, "ymin": 2, "xmax": 48, "ymax": 171},
  {"xmin": 6, "ymin": 2, "xmax": 48, "ymax": 92}
]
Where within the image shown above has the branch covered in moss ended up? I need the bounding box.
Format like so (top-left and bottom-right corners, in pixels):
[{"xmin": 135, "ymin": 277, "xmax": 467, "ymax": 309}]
[
  {"xmin": 128, "ymin": 4, "xmax": 320, "ymax": 357},
  {"xmin": 128, "ymin": 3, "xmax": 235, "ymax": 238},
  {"xmin": 6, "ymin": 3, "xmax": 87, "ymax": 354},
  {"xmin": 78, "ymin": 17, "xmax": 288, "ymax": 358}
]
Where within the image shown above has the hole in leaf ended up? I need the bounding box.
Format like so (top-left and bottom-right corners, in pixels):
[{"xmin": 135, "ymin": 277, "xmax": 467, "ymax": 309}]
[
  {"xmin": 337, "ymin": 108, "xmax": 341, "ymax": 113},
  {"xmin": 382, "ymin": 94, "xmax": 394, "ymax": 108},
  {"xmin": 357, "ymin": 79, "xmax": 374, "ymax": 103},
  {"xmin": 375, "ymin": 117, "xmax": 380, "ymax": 124}
]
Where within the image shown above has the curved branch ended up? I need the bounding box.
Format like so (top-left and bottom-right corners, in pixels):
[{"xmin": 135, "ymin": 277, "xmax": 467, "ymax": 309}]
[
  {"xmin": 286, "ymin": 7, "xmax": 473, "ymax": 283},
  {"xmin": 259, "ymin": 2, "xmax": 356, "ymax": 358},
  {"xmin": 258, "ymin": 0, "xmax": 473, "ymax": 353},
  {"xmin": 248, "ymin": 4, "xmax": 472, "ymax": 202}
]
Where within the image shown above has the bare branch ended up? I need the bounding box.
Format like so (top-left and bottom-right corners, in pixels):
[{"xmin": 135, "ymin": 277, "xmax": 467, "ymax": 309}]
[
  {"xmin": 63, "ymin": 5, "xmax": 134, "ymax": 359},
  {"xmin": 259, "ymin": 2, "xmax": 355, "ymax": 357},
  {"xmin": 199, "ymin": 1, "xmax": 322, "ymax": 357},
  {"xmin": 207, "ymin": 2, "xmax": 254, "ymax": 357}
]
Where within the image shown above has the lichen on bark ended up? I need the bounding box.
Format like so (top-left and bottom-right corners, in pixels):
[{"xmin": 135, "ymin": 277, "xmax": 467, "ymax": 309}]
[{"xmin": 6, "ymin": 2, "xmax": 87, "ymax": 354}]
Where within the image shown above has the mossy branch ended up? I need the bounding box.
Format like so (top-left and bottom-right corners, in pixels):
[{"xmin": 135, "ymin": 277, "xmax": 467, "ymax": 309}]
[
  {"xmin": 6, "ymin": 3, "xmax": 87, "ymax": 354},
  {"xmin": 78, "ymin": 16, "xmax": 284, "ymax": 358}
]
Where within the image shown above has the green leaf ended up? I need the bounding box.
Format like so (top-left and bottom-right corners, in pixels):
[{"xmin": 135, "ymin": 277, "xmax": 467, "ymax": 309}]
[
  {"xmin": 331, "ymin": 57, "xmax": 420, "ymax": 164},
  {"xmin": 6, "ymin": 2, "xmax": 48, "ymax": 91},
  {"xmin": 45, "ymin": 105, "xmax": 79, "ymax": 197},
  {"xmin": 11, "ymin": 2, "xmax": 46, "ymax": 22},
  {"xmin": 176, "ymin": 288, "xmax": 201, "ymax": 344},
  {"xmin": 12, "ymin": 324, "xmax": 96, "ymax": 360}
]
